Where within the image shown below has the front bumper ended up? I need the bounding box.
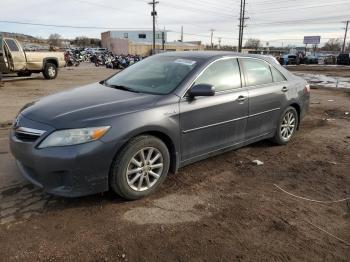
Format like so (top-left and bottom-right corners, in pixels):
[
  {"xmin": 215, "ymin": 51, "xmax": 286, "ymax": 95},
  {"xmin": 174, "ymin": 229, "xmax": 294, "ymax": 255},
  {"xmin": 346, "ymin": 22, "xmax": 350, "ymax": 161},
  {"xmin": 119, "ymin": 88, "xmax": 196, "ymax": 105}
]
[{"xmin": 9, "ymin": 115, "xmax": 116, "ymax": 197}]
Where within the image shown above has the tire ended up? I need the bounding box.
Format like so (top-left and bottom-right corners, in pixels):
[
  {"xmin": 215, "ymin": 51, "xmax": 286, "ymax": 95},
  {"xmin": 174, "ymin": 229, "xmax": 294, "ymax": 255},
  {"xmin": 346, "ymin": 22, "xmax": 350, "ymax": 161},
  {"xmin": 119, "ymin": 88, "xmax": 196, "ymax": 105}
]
[
  {"xmin": 110, "ymin": 135, "xmax": 170, "ymax": 200},
  {"xmin": 43, "ymin": 63, "xmax": 57, "ymax": 80},
  {"xmin": 271, "ymin": 106, "xmax": 299, "ymax": 145}
]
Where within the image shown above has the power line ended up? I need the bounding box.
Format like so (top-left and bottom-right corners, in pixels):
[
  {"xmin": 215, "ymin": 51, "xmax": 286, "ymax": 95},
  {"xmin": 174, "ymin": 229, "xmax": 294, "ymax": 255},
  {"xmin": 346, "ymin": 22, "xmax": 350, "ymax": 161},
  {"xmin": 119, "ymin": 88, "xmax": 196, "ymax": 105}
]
[
  {"xmin": 1, "ymin": 19, "xmax": 343, "ymax": 44},
  {"xmin": 160, "ymin": 0, "xmax": 237, "ymax": 11},
  {"xmin": 164, "ymin": 0, "xmax": 350, "ymax": 17},
  {"xmin": 167, "ymin": 29, "xmax": 237, "ymax": 40},
  {"xmin": 248, "ymin": 15, "xmax": 350, "ymax": 26},
  {"xmin": 0, "ymin": 20, "xmax": 151, "ymax": 30},
  {"xmin": 160, "ymin": 2, "xmax": 235, "ymax": 18},
  {"xmin": 160, "ymin": 0, "xmax": 235, "ymax": 15}
]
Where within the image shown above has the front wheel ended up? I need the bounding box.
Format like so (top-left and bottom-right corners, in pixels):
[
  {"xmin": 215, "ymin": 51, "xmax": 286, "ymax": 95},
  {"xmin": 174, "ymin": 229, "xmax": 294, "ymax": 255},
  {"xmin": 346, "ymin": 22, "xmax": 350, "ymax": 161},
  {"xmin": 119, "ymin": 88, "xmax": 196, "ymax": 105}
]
[
  {"xmin": 43, "ymin": 63, "xmax": 57, "ymax": 79},
  {"xmin": 110, "ymin": 135, "xmax": 170, "ymax": 200},
  {"xmin": 271, "ymin": 106, "xmax": 299, "ymax": 145}
]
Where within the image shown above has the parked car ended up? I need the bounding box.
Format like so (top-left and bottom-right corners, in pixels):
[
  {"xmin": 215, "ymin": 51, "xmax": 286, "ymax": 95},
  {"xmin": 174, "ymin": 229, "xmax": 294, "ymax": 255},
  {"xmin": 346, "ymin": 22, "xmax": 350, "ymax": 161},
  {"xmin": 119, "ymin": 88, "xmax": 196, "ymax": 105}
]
[
  {"xmin": 337, "ymin": 53, "xmax": 350, "ymax": 65},
  {"xmin": 10, "ymin": 52, "xmax": 310, "ymax": 199},
  {"xmin": 304, "ymin": 55, "xmax": 318, "ymax": 64},
  {"xmin": 0, "ymin": 37, "xmax": 65, "ymax": 79},
  {"xmin": 318, "ymin": 55, "xmax": 337, "ymax": 65},
  {"xmin": 282, "ymin": 54, "xmax": 298, "ymax": 65}
]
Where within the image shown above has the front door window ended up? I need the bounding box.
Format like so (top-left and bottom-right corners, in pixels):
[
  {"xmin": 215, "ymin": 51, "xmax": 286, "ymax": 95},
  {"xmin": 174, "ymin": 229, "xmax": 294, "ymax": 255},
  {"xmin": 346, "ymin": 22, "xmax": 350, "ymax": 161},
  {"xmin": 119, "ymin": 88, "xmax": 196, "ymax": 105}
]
[{"xmin": 194, "ymin": 58, "xmax": 241, "ymax": 92}]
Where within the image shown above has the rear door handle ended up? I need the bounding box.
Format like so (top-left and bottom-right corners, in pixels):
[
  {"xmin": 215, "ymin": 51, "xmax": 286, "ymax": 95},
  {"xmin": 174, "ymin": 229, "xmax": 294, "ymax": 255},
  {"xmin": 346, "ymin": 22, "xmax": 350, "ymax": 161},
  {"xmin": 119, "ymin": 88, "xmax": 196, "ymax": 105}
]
[
  {"xmin": 282, "ymin": 86, "xmax": 289, "ymax": 92},
  {"xmin": 237, "ymin": 95, "xmax": 246, "ymax": 102}
]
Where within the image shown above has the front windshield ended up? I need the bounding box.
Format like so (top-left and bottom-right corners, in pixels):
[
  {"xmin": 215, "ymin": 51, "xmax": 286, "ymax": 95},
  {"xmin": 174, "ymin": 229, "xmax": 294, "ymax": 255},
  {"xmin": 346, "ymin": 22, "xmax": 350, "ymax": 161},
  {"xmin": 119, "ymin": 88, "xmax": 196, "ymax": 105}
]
[{"xmin": 105, "ymin": 55, "xmax": 199, "ymax": 95}]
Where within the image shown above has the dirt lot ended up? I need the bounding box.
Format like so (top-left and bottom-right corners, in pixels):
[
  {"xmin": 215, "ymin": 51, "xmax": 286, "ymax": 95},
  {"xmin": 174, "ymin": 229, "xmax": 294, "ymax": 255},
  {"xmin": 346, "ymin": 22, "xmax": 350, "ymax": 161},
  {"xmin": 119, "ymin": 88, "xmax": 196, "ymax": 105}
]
[{"xmin": 0, "ymin": 65, "xmax": 349, "ymax": 261}]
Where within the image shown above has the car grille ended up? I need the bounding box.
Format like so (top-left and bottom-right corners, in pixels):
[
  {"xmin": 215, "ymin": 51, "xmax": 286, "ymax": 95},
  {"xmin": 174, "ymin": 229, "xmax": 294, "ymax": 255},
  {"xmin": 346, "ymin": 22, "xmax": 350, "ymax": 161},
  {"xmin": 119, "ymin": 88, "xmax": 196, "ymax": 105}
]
[{"xmin": 14, "ymin": 127, "xmax": 46, "ymax": 142}]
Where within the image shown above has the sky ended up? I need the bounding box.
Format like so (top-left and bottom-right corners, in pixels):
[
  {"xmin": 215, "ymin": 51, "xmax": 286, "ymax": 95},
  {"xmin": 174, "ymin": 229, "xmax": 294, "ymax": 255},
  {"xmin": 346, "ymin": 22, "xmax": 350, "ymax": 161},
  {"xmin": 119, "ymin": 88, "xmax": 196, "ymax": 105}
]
[{"xmin": 0, "ymin": 0, "xmax": 349, "ymax": 47}]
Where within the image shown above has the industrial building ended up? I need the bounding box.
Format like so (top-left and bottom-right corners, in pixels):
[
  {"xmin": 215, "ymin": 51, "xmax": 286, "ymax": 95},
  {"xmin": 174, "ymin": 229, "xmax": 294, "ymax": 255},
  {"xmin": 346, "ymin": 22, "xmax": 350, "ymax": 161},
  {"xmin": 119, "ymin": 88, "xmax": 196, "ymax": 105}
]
[{"xmin": 101, "ymin": 30, "xmax": 204, "ymax": 56}]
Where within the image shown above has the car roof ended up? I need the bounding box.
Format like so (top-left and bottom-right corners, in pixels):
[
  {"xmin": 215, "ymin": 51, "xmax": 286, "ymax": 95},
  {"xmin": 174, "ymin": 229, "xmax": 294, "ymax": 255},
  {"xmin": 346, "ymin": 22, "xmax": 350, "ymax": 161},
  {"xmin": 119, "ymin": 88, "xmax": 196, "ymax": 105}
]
[{"xmin": 158, "ymin": 51, "xmax": 275, "ymax": 61}]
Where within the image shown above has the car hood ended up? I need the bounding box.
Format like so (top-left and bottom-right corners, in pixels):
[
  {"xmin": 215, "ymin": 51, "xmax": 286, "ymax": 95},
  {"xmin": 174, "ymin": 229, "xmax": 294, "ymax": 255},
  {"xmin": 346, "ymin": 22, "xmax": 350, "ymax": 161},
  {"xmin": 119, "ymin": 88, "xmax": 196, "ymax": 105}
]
[{"xmin": 21, "ymin": 82, "xmax": 160, "ymax": 128}]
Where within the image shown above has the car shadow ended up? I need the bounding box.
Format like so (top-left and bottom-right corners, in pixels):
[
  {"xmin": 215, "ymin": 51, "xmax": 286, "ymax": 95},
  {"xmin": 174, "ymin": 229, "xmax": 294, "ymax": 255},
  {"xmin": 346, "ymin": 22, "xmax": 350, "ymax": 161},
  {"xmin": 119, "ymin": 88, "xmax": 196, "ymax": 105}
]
[
  {"xmin": 2, "ymin": 75, "xmax": 43, "ymax": 82},
  {"xmin": 247, "ymin": 139, "xmax": 275, "ymax": 148},
  {"xmin": 0, "ymin": 181, "xmax": 125, "ymax": 225}
]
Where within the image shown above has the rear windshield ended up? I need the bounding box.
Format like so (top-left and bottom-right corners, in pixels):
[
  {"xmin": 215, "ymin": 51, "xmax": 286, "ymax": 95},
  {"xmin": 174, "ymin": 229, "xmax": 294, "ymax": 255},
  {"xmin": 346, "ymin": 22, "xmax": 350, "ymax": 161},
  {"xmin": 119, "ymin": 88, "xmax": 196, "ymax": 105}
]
[{"xmin": 105, "ymin": 55, "xmax": 200, "ymax": 95}]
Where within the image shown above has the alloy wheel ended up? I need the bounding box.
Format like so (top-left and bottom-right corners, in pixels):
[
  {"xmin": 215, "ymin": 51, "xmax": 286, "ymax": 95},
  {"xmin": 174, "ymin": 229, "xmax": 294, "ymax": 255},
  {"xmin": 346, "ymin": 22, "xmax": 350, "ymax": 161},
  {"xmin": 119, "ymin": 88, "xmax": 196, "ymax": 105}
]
[
  {"xmin": 126, "ymin": 147, "xmax": 164, "ymax": 192},
  {"xmin": 48, "ymin": 66, "xmax": 56, "ymax": 77},
  {"xmin": 280, "ymin": 111, "xmax": 296, "ymax": 140}
]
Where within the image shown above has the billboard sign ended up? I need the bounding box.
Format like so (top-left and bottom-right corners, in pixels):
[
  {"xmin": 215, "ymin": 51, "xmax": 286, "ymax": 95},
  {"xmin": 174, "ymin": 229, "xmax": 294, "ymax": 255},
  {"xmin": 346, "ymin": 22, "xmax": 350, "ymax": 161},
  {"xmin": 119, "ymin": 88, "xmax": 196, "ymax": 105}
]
[{"xmin": 303, "ymin": 36, "xmax": 321, "ymax": 45}]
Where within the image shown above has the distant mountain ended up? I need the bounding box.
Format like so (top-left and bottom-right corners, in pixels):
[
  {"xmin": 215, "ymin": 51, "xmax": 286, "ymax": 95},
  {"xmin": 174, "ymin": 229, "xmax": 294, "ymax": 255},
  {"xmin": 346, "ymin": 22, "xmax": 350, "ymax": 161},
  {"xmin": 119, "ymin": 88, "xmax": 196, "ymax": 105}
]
[{"xmin": 0, "ymin": 32, "xmax": 46, "ymax": 43}]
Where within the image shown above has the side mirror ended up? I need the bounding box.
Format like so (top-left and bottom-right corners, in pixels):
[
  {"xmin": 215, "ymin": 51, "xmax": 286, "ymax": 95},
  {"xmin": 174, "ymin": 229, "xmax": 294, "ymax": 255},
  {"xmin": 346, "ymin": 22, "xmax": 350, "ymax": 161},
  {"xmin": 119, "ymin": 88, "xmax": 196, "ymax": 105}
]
[{"xmin": 188, "ymin": 84, "xmax": 215, "ymax": 98}]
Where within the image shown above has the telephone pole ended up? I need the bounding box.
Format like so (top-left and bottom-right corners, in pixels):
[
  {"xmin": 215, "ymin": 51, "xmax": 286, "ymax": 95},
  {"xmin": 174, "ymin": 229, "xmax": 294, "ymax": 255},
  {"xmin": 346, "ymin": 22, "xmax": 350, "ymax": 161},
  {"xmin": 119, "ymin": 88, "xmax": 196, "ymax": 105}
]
[
  {"xmin": 342, "ymin": 20, "xmax": 349, "ymax": 52},
  {"xmin": 238, "ymin": 0, "xmax": 248, "ymax": 52},
  {"xmin": 210, "ymin": 29, "xmax": 215, "ymax": 49},
  {"xmin": 181, "ymin": 26, "xmax": 184, "ymax": 42},
  {"xmin": 238, "ymin": 0, "xmax": 243, "ymax": 52},
  {"xmin": 218, "ymin": 37, "xmax": 222, "ymax": 49},
  {"xmin": 148, "ymin": 0, "xmax": 159, "ymax": 55}
]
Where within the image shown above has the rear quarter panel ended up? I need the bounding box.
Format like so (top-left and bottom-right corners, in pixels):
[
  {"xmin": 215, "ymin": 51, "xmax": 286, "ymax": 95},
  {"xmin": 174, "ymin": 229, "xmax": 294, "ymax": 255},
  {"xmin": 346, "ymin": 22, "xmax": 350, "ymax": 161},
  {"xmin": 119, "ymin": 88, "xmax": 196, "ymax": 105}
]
[
  {"xmin": 267, "ymin": 59, "xmax": 310, "ymax": 121},
  {"xmin": 25, "ymin": 52, "xmax": 65, "ymax": 71}
]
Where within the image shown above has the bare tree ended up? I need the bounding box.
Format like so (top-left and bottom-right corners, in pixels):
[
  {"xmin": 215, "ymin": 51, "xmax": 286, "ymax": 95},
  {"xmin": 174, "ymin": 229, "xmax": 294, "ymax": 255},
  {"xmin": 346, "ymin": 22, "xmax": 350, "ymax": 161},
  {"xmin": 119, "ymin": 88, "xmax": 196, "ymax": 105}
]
[
  {"xmin": 244, "ymin": 38, "xmax": 262, "ymax": 50},
  {"xmin": 74, "ymin": 36, "xmax": 90, "ymax": 47},
  {"xmin": 71, "ymin": 37, "xmax": 101, "ymax": 48},
  {"xmin": 48, "ymin": 33, "xmax": 62, "ymax": 47},
  {"xmin": 322, "ymin": 38, "xmax": 341, "ymax": 51}
]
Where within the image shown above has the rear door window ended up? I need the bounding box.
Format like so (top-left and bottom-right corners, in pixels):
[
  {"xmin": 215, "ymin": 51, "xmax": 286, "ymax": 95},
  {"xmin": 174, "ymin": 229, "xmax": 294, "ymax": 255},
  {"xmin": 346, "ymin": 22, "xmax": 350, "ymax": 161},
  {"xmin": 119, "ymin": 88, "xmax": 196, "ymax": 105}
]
[
  {"xmin": 194, "ymin": 58, "xmax": 241, "ymax": 92},
  {"xmin": 4, "ymin": 39, "xmax": 19, "ymax": 52},
  {"xmin": 242, "ymin": 58, "xmax": 273, "ymax": 86},
  {"xmin": 271, "ymin": 66, "xmax": 286, "ymax": 82}
]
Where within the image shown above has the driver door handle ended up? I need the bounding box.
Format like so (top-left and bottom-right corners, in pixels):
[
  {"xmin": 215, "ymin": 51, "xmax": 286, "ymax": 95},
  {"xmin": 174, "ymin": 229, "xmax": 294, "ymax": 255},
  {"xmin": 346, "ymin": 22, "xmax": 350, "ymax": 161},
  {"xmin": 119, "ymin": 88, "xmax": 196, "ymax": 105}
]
[
  {"xmin": 282, "ymin": 86, "xmax": 289, "ymax": 92},
  {"xmin": 237, "ymin": 95, "xmax": 247, "ymax": 102}
]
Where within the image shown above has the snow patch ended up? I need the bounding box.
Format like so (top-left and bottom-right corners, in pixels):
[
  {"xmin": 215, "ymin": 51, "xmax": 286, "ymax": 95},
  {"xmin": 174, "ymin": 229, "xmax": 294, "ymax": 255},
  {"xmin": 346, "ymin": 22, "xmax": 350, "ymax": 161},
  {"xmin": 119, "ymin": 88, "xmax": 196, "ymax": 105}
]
[{"xmin": 294, "ymin": 73, "xmax": 350, "ymax": 89}]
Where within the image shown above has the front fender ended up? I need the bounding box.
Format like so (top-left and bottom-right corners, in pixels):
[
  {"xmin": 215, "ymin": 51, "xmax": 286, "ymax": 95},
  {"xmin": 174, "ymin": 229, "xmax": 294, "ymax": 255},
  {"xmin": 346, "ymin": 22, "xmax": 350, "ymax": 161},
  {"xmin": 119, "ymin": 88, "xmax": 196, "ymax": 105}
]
[{"xmin": 100, "ymin": 102, "xmax": 181, "ymax": 171}]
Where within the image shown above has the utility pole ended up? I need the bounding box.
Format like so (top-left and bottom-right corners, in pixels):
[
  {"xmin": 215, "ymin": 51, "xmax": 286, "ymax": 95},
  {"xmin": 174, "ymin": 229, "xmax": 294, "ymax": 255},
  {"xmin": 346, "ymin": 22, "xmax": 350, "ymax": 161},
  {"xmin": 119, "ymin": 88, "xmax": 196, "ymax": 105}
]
[
  {"xmin": 218, "ymin": 37, "xmax": 222, "ymax": 49},
  {"xmin": 148, "ymin": 0, "xmax": 159, "ymax": 55},
  {"xmin": 163, "ymin": 26, "xmax": 166, "ymax": 51},
  {"xmin": 240, "ymin": 0, "xmax": 248, "ymax": 52},
  {"xmin": 342, "ymin": 20, "xmax": 349, "ymax": 52},
  {"xmin": 238, "ymin": 0, "xmax": 248, "ymax": 52},
  {"xmin": 210, "ymin": 29, "xmax": 215, "ymax": 49},
  {"xmin": 181, "ymin": 26, "xmax": 184, "ymax": 42},
  {"xmin": 238, "ymin": 0, "xmax": 243, "ymax": 52}
]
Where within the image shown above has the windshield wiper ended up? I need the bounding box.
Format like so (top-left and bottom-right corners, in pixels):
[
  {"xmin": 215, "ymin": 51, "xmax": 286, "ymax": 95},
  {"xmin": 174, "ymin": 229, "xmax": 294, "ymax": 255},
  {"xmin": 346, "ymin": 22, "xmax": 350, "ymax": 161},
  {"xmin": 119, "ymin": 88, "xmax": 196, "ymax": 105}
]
[{"xmin": 105, "ymin": 83, "xmax": 140, "ymax": 93}]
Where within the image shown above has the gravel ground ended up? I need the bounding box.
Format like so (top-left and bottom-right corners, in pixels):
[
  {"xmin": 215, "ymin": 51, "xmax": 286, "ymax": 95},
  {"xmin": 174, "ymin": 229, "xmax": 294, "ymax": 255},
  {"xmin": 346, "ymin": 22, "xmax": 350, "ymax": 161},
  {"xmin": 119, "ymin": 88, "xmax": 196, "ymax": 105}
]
[{"xmin": 0, "ymin": 64, "xmax": 349, "ymax": 261}]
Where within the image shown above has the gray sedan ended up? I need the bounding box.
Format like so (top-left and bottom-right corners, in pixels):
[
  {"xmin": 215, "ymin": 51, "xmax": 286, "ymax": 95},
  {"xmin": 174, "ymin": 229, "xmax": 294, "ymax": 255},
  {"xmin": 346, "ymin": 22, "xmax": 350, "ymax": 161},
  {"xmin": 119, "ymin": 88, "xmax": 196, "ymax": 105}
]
[{"xmin": 10, "ymin": 52, "xmax": 310, "ymax": 199}]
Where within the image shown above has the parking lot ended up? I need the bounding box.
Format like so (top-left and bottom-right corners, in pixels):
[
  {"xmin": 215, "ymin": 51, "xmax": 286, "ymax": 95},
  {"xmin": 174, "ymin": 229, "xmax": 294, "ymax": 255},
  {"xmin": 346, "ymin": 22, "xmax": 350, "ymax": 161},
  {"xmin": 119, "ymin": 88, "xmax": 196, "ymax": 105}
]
[{"xmin": 0, "ymin": 64, "xmax": 349, "ymax": 261}]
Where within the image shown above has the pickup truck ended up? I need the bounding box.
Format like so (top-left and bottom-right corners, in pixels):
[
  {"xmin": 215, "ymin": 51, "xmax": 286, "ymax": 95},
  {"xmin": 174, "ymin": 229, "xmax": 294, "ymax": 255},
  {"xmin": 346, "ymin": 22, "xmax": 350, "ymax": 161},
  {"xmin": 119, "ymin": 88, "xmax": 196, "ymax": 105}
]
[{"xmin": 0, "ymin": 37, "xmax": 65, "ymax": 79}]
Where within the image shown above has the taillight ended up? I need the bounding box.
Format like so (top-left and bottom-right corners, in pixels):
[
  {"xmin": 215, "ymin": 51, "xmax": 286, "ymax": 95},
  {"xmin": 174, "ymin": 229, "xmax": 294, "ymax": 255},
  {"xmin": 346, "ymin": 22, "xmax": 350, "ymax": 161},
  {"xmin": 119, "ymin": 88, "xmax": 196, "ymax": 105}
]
[{"xmin": 304, "ymin": 84, "xmax": 310, "ymax": 93}]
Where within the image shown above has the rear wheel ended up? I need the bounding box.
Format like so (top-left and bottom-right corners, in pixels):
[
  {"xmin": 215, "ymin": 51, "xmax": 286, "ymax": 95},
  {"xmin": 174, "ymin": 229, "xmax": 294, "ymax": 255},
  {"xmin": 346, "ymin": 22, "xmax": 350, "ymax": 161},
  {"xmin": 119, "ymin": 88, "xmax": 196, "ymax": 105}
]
[
  {"xmin": 110, "ymin": 135, "xmax": 170, "ymax": 200},
  {"xmin": 43, "ymin": 63, "xmax": 57, "ymax": 79},
  {"xmin": 271, "ymin": 106, "xmax": 298, "ymax": 145}
]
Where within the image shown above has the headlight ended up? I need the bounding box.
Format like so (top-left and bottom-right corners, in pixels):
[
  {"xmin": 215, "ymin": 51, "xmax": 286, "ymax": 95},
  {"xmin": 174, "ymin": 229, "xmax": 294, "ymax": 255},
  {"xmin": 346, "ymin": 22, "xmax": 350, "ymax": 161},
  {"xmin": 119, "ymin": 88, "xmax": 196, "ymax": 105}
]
[{"xmin": 38, "ymin": 126, "xmax": 110, "ymax": 148}]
